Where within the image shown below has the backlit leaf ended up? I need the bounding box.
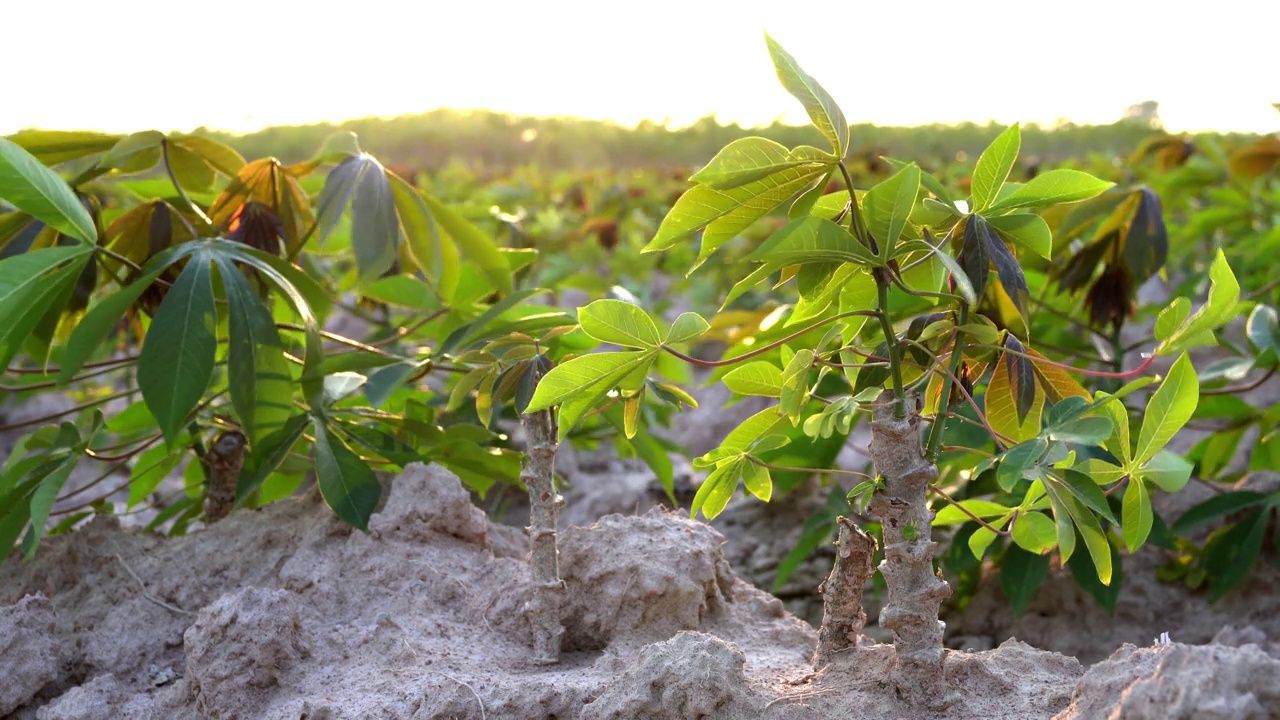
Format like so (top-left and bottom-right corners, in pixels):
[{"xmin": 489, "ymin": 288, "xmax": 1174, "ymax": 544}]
[
  {"xmin": 1134, "ymin": 353, "xmax": 1198, "ymax": 465},
  {"xmin": 763, "ymin": 33, "xmax": 849, "ymax": 155},
  {"xmin": 578, "ymin": 299, "xmax": 662, "ymax": 349},
  {"xmin": 0, "ymin": 138, "xmax": 97, "ymax": 243},
  {"xmin": 988, "ymin": 169, "xmax": 1114, "ymax": 212},
  {"xmin": 690, "ymin": 137, "xmax": 833, "ymax": 188},
  {"xmin": 971, "ymin": 124, "xmax": 1020, "ymax": 212}
]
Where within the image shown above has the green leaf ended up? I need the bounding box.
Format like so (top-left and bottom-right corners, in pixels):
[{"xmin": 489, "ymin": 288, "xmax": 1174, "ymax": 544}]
[
  {"xmin": 215, "ymin": 257, "xmax": 294, "ymax": 444},
  {"xmin": 526, "ymin": 350, "xmax": 657, "ymax": 439},
  {"xmin": 420, "ymin": 193, "xmax": 512, "ymax": 294},
  {"xmin": 1046, "ymin": 480, "xmax": 1114, "ymax": 585},
  {"xmin": 101, "ymin": 131, "xmax": 164, "ymax": 172},
  {"xmin": 779, "ymin": 349, "xmax": 814, "ymax": 424},
  {"xmin": 692, "ymin": 458, "xmax": 743, "ymax": 520},
  {"xmin": 22, "ymin": 455, "xmax": 80, "ymax": 558},
  {"xmin": 723, "ymin": 361, "xmax": 784, "ymax": 397},
  {"xmin": 1121, "ymin": 478, "xmax": 1153, "ymax": 552},
  {"xmin": 722, "ymin": 407, "xmax": 788, "ymax": 452},
  {"xmin": 933, "ymin": 499, "xmax": 1014, "ymax": 526},
  {"xmin": 350, "ymin": 162, "xmax": 401, "ymax": 286},
  {"xmin": 741, "ymin": 459, "xmax": 772, "ymax": 502},
  {"xmin": 987, "ymin": 213, "xmax": 1052, "ymax": 259},
  {"xmin": 746, "ymin": 215, "xmax": 878, "ymax": 268},
  {"xmin": 763, "ymin": 32, "xmax": 849, "ymax": 156},
  {"xmin": 236, "ymin": 413, "xmax": 309, "ymax": 503},
  {"xmin": 1135, "ymin": 450, "xmax": 1193, "ymax": 493},
  {"xmin": 440, "ymin": 288, "xmax": 544, "ymax": 353},
  {"xmin": 1046, "ymin": 416, "xmax": 1113, "ymax": 446},
  {"xmin": 578, "ymin": 299, "xmax": 662, "ymax": 349},
  {"xmin": 1012, "ymin": 510, "xmax": 1058, "ymax": 554},
  {"xmin": 1170, "ymin": 490, "xmax": 1269, "ymax": 534},
  {"xmin": 138, "ymin": 252, "xmax": 217, "ymax": 447},
  {"xmin": 0, "ymin": 138, "xmax": 97, "ymax": 243},
  {"xmin": 997, "ymin": 438, "xmax": 1048, "ymax": 492},
  {"xmin": 1066, "ymin": 535, "xmax": 1122, "ymax": 610},
  {"xmin": 988, "ymin": 169, "xmax": 1114, "ymax": 212},
  {"xmin": 389, "ymin": 173, "xmax": 456, "ymax": 301},
  {"xmin": 1058, "ymin": 468, "xmax": 1117, "ymax": 523},
  {"xmin": 971, "ymin": 124, "xmax": 1021, "ymax": 212},
  {"xmin": 690, "ymin": 137, "xmax": 833, "ymax": 189},
  {"xmin": 1203, "ymin": 509, "xmax": 1267, "ymax": 601},
  {"xmin": 1155, "ymin": 297, "xmax": 1191, "ymax": 342},
  {"xmin": 312, "ymin": 418, "xmax": 382, "ymax": 531},
  {"xmin": 1000, "ymin": 544, "xmax": 1050, "ymax": 616},
  {"xmin": 646, "ymin": 168, "xmax": 831, "ymax": 268},
  {"xmin": 1155, "ymin": 251, "xmax": 1242, "ymax": 357},
  {"xmin": 1134, "ymin": 353, "xmax": 1198, "ymax": 465},
  {"xmin": 0, "ymin": 245, "xmax": 93, "ymax": 370},
  {"xmin": 863, "ymin": 162, "xmax": 920, "ymax": 256},
  {"xmin": 6, "ymin": 130, "xmax": 120, "ymax": 165},
  {"xmin": 666, "ymin": 312, "xmax": 710, "ymax": 344}
]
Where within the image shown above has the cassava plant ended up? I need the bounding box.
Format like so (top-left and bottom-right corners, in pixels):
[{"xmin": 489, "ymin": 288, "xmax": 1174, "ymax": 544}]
[{"xmin": 526, "ymin": 33, "xmax": 1242, "ymax": 707}]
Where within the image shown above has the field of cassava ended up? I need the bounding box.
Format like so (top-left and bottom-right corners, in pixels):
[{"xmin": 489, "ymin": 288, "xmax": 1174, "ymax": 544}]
[{"xmin": 2, "ymin": 35, "xmax": 1279, "ymax": 720}]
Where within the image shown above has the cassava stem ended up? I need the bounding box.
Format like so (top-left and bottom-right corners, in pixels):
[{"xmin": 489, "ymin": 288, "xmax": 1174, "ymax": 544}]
[
  {"xmin": 521, "ymin": 405, "xmax": 564, "ymax": 665},
  {"xmin": 866, "ymin": 390, "xmax": 955, "ymax": 709},
  {"xmin": 813, "ymin": 516, "xmax": 877, "ymax": 668}
]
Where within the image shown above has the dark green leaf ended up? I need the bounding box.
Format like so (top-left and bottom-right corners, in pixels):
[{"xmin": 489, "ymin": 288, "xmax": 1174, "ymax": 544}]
[
  {"xmin": 215, "ymin": 257, "xmax": 294, "ymax": 444},
  {"xmin": 236, "ymin": 413, "xmax": 310, "ymax": 503},
  {"xmin": 138, "ymin": 252, "xmax": 217, "ymax": 447},
  {"xmin": 1171, "ymin": 491, "xmax": 1269, "ymax": 534},
  {"xmin": 1000, "ymin": 543, "xmax": 1049, "ymax": 616},
  {"xmin": 312, "ymin": 418, "xmax": 382, "ymax": 531},
  {"xmin": 1203, "ymin": 509, "xmax": 1268, "ymax": 601}
]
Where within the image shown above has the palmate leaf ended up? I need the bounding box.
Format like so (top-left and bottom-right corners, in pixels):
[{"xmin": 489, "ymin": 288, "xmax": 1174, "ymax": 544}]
[
  {"xmin": 985, "ymin": 340, "xmax": 1044, "ymax": 443},
  {"xmin": 208, "ymin": 239, "xmax": 327, "ymax": 384},
  {"xmin": 763, "ymin": 33, "xmax": 849, "ymax": 156},
  {"xmin": 137, "ymin": 250, "xmax": 218, "ymax": 448},
  {"xmin": 0, "ymin": 138, "xmax": 97, "ymax": 243},
  {"xmin": 214, "ymin": 256, "xmax": 294, "ymax": 444},
  {"xmin": 209, "ymin": 158, "xmax": 314, "ymax": 258},
  {"xmin": 315, "ymin": 154, "xmax": 401, "ymax": 286}
]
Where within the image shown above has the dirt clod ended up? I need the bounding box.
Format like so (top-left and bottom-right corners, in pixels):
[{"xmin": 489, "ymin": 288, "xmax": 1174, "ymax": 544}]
[{"xmin": 0, "ymin": 593, "xmax": 59, "ymax": 715}]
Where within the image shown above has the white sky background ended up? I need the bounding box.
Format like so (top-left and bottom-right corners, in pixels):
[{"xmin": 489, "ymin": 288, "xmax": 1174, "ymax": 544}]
[{"xmin": 1, "ymin": 0, "xmax": 1275, "ymax": 136}]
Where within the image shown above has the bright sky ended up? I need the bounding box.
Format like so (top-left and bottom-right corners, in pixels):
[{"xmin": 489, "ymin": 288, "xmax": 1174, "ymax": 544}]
[{"xmin": 2, "ymin": 0, "xmax": 1275, "ymax": 136}]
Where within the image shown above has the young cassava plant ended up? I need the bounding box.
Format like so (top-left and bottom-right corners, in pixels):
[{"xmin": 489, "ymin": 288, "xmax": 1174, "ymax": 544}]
[{"xmin": 526, "ymin": 33, "xmax": 1241, "ymax": 707}]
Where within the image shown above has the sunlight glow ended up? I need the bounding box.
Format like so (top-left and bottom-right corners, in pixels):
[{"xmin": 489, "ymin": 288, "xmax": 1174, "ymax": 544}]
[{"xmin": 1, "ymin": 0, "xmax": 1275, "ymax": 136}]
